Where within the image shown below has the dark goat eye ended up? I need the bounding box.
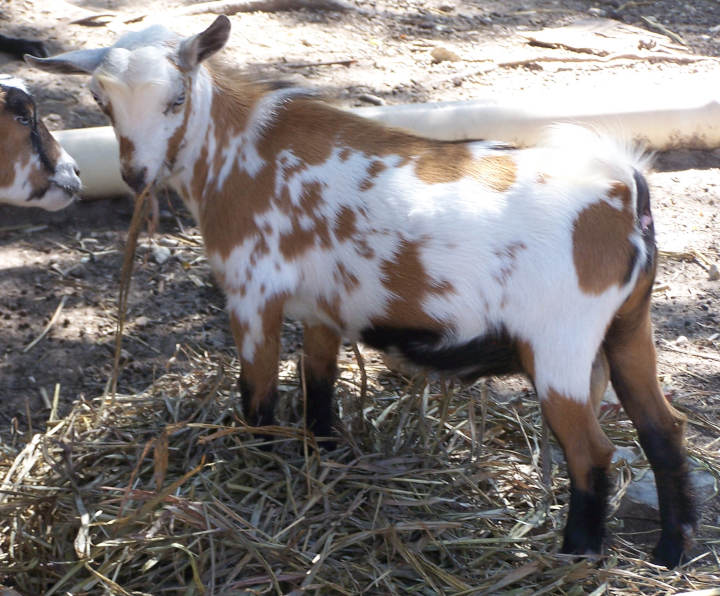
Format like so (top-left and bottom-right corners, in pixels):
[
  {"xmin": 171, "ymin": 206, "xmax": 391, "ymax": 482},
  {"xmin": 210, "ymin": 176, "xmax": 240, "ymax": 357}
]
[
  {"xmin": 165, "ymin": 91, "xmax": 186, "ymax": 115},
  {"xmin": 15, "ymin": 115, "xmax": 30, "ymax": 126}
]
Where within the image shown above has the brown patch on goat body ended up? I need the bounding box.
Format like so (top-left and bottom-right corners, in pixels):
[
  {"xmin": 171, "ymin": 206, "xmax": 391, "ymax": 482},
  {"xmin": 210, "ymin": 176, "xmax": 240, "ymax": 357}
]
[
  {"xmin": 473, "ymin": 155, "xmax": 517, "ymax": 192},
  {"xmin": 541, "ymin": 390, "xmax": 614, "ymax": 491},
  {"xmin": 200, "ymin": 158, "xmax": 276, "ymax": 260},
  {"xmin": 277, "ymin": 181, "xmax": 332, "ymax": 259},
  {"xmin": 413, "ymin": 147, "xmax": 517, "ymax": 191},
  {"xmin": 573, "ymin": 188, "xmax": 635, "ymax": 295},
  {"xmin": 359, "ymin": 159, "xmax": 387, "ymax": 191},
  {"xmin": 354, "ymin": 237, "xmax": 375, "ymax": 260},
  {"xmin": 375, "ymin": 238, "xmax": 454, "ymax": 330},
  {"xmin": 259, "ymin": 97, "xmax": 518, "ymax": 193},
  {"xmin": 334, "ymin": 206, "xmax": 358, "ymax": 242}
]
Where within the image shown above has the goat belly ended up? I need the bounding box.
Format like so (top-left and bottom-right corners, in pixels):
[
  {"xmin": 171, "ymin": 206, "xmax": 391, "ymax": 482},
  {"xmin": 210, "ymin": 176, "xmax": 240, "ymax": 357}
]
[{"xmin": 360, "ymin": 325, "xmax": 522, "ymax": 379}]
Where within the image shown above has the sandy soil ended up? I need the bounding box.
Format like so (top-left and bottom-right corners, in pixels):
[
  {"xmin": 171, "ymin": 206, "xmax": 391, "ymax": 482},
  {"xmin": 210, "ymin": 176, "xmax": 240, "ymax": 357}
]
[{"xmin": 0, "ymin": 0, "xmax": 719, "ymax": 532}]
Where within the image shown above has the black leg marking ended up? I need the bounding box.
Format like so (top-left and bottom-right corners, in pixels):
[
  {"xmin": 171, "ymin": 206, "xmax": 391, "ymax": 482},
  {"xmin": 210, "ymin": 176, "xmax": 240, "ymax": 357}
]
[
  {"xmin": 637, "ymin": 427, "xmax": 697, "ymax": 568},
  {"xmin": 562, "ymin": 467, "xmax": 610, "ymax": 556},
  {"xmin": 239, "ymin": 376, "xmax": 277, "ymax": 448},
  {"xmin": 305, "ymin": 375, "xmax": 335, "ymax": 438},
  {"xmin": 304, "ymin": 374, "xmax": 337, "ymax": 450}
]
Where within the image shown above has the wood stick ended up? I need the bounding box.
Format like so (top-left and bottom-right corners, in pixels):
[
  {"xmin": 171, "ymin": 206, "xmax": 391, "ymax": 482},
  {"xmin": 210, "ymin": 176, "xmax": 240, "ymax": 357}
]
[
  {"xmin": 23, "ymin": 296, "xmax": 67, "ymax": 353},
  {"xmin": 107, "ymin": 185, "xmax": 152, "ymax": 402}
]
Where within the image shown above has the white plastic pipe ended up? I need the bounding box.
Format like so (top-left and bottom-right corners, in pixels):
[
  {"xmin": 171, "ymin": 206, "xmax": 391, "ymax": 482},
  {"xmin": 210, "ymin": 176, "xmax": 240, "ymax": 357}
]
[
  {"xmin": 355, "ymin": 97, "xmax": 720, "ymax": 149},
  {"xmin": 54, "ymin": 93, "xmax": 720, "ymax": 198}
]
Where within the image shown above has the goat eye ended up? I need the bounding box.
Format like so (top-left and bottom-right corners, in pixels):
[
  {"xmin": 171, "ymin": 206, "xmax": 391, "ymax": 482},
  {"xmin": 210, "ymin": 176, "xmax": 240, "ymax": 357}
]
[
  {"xmin": 15, "ymin": 115, "xmax": 30, "ymax": 126},
  {"xmin": 168, "ymin": 92, "xmax": 186, "ymax": 114},
  {"xmin": 91, "ymin": 91, "xmax": 102, "ymax": 105}
]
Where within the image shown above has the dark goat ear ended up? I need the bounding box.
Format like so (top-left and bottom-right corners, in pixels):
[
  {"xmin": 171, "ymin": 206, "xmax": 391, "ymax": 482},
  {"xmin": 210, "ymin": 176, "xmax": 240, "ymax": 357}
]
[
  {"xmin": 24, "ymin": 48, "xmax": 108, "ymax": 74},
  {"xmin": 178, "ymin": 15, "xmax": 231, "ymax": 71}
]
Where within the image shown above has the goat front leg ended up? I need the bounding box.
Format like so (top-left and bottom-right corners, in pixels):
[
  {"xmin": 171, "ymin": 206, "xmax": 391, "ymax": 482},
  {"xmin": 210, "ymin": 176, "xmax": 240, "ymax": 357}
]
[
  {"xmin": 229, "ymin": 298, "xmax": 285, "ymax": 431},
  {"xmin": 302, "ymin": 323, "xmax": 341, "ymax": 441},
  {"xmin": 541, "ymin": 388, "xmax": 615, "ymax": 556},
  {"xmin": 605, "ymin": 296, "xmax": 696, "ymax": 568}
]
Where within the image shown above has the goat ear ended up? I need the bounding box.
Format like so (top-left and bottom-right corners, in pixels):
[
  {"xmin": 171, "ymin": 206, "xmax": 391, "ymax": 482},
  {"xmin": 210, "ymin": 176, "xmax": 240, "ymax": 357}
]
[
  {"xmin": 24, "ymin": 48, "xmax": 108, "ymax": 75},
  {"xmin": 178, "ymin": 15, "xmax": 231, "ymax": 71}
]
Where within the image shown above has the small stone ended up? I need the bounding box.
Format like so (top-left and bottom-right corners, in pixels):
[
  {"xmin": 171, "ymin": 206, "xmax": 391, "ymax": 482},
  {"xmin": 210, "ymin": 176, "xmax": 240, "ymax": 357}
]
[
  {"xmin": 431, "ymin": 46, "xmax": 461, "ymax": 63},
  {"xmin": 624, "ymin": 465, "xmax": 715, "ymax": 510},
  {"xmin": 708, "ymin": 263, "xmax": 720, "ymax": 281},
  {"xmin": 358, "ymin": 93, "xmax": 385, "ymax": 106},
  {"xmin": 152, "ymin": 244, "xmax": 172, "ymax": 265},
  {"xmin": 675, "ymin": 335, "xmax": 688, "ymax": 345}
]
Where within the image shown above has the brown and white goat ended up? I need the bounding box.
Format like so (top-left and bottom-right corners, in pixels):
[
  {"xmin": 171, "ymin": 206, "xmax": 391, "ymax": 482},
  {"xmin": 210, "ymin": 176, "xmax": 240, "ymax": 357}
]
[
  {"xmin": 0, "ymin": 74, "xmax": 80, "ymax": 210},
  {"xmin": 28, "ymin": 16, "xmax": 696, "ymax": 567}
]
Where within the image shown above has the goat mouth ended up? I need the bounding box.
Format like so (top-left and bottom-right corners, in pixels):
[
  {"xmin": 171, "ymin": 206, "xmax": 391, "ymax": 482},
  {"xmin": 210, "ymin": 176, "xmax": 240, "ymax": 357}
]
[
  {"xmin": 27, "ymin": 182, "xmax": 80, "ymax": 203},
  {"xmin": 51, "ymin": 180, "xmax": 81, "ymax": 199}
]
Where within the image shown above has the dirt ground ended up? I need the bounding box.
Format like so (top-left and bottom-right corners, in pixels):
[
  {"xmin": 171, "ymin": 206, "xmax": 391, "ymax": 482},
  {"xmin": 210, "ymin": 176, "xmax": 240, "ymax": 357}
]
[{"xmin": 1, "ymin": 0, "xmax": 719, "ymax": 550}]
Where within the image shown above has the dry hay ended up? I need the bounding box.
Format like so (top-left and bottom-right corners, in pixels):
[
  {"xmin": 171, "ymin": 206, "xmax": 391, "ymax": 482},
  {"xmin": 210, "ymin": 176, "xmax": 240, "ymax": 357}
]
[{"xmin": 0, "ymin": 347, "xmax": 719, "ymax": 594}]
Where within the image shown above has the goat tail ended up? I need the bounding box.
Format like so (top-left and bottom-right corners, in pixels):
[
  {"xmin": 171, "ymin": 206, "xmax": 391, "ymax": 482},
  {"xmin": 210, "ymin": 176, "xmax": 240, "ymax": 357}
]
[{"xmin": 632, "ymin": 167, "xmax": 657, "ymax": 276}]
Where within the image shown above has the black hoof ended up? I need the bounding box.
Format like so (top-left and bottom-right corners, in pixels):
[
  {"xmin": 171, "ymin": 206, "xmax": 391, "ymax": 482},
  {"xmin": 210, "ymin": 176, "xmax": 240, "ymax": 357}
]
[
  {"xmin": 305, "ymin": 412, "xmax": 336, "ymax": 451},
  {"xmin": 561, "ymin": 532, "xmax": 603, "ymax": 557},
  {"xmin": 652, "ymin": 530, "xmax": 688, "ymax": 568},
  {"xmin": 314, "ymin": 435, "xmax": 337, "ymax": 451}
]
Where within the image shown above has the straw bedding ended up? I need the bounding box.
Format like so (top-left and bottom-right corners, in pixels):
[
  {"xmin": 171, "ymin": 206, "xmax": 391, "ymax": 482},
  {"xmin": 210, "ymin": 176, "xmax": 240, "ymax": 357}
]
[{"xmin": 1, "ymin": 344, "xmax": 719, "ymax": 594}]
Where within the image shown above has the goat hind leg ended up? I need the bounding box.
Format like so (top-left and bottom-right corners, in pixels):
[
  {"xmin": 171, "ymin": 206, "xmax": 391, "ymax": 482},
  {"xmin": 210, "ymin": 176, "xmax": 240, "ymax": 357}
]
[
  {"xmin": 605, "ymin": 303, "xmax": 696, "ymax": 568},
  {"xmin": 541, "ymin": 388, "xmax": 615, "ymax": 556}
]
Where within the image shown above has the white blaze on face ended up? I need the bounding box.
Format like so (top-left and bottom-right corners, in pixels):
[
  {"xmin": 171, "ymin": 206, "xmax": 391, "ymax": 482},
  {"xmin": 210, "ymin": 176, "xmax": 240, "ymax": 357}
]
[{"xmin": 90, "ymin": 45, "xmax": 189, "ymax": 186}]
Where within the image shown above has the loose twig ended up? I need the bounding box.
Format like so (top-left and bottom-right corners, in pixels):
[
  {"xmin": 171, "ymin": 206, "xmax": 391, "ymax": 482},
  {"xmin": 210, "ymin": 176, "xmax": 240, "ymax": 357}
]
[
  {"xmin": 281, "ymin": 58, "xmax": 356, "ymax": 69},
  {"xmin": 351, "ymin": 343, "xmax": 367, "ymax": 434},
  {"xmin": 641, "ymin": 16, "xmax": 687, "ymax": 46},
  {"xmin": 23, "ymin": 296, "xmax": 67, "ymax": 353},
  {"xmin": 107, "ymin": 185, "xmax": 152, "ymax": 402}
]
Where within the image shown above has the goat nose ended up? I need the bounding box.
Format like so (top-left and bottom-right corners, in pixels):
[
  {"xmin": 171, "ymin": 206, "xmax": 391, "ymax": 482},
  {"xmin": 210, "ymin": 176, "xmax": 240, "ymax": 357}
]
[
  {"xmin": 121, "ymin": 166, "xmax": 148, "ymax": 194},
  {"xmin": 52, "ymin": 161, "xmax": 82, "ymax": 195}
]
